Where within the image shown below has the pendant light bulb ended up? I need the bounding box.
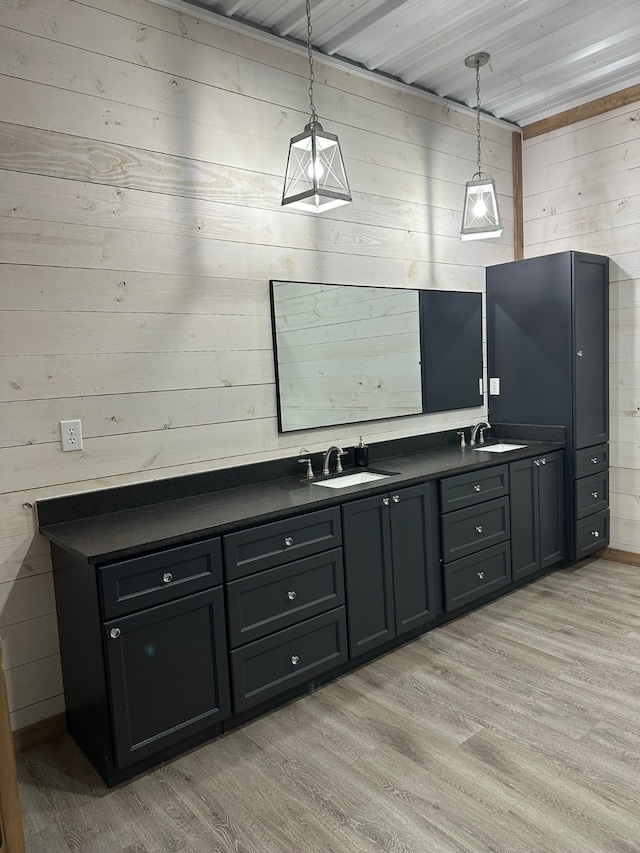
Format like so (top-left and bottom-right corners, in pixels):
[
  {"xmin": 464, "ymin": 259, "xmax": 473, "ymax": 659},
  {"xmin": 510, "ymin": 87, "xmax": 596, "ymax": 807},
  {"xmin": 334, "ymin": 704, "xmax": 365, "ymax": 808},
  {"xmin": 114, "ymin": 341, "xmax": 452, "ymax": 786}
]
[
  {"xmin": 460, "ymin": 52, "xmax": 503, "ymax": 240},
  {"xmin": 282, "ymin": 0, "xmax": 351, "ymax": 212}
]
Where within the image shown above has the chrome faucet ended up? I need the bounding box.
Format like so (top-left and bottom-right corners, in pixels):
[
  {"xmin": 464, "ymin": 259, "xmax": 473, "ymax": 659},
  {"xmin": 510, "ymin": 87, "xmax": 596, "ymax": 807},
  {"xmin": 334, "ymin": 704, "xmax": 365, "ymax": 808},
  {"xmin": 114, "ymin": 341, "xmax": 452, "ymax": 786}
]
[
  {"xmin": 469, "ymin": 422, "xmax": 490, "ymax": 446},
  {"xmin": 322, "ymin": 445, "xmax": 345, "ymax": 475}
]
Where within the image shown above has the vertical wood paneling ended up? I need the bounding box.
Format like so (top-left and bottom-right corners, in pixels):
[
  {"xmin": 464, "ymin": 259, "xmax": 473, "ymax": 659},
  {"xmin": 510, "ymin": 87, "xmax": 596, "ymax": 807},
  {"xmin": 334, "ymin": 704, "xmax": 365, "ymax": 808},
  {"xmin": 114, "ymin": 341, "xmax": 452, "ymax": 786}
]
[
  {"xmin": 523, "ymin": 101, "xmax": 640, "ymax": 555},
  {"xmin": 0, "ymin": 0, "xmax": 513, "ymax": 728}
]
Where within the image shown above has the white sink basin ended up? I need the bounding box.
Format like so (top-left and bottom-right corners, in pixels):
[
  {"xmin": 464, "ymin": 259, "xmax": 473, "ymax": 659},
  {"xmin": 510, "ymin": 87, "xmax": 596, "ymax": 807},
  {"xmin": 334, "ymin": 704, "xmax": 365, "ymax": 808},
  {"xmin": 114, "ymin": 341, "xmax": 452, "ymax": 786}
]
[
  {"xmin": 474, "ymin": 443, "xmax": 526, "ymax": 453},
  {"xmin": 313, "ymin": 471, "xmax": 391, "ymax": 489}
]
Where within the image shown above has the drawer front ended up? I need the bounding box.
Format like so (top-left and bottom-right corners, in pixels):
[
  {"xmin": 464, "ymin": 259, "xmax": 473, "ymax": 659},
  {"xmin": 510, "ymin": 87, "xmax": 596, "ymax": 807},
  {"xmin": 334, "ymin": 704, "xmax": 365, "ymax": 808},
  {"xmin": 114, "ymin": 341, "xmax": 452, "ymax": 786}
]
[
  {"xmin": 575, "ymin": 509, "xmax": 609, "ymax": 558},
  {"xmin": 230, "ymin": 607, "xmax": 348, "ymax": 712},
  {"xmin": 574, "ymin": 471, "xmax": 609, "ymax": 519},
  {"xmin": 443, "ymin": 543, "xmax": 511, "ymax": 612},
  {"xmin": 100, "ymin": 539, "xmax": 223, "ymax": 619},
  {"xmin": 441, "ymin": 497, "xmax": 510, "ymax": 562},
  {"xmin": 224, "ymin": 508, "xmax": 342, "ymax": 581},
  {"xmin": 574, "ymin": 444, "xmax": 608, "ymax": 477},
  {"xmin": 440, "ymin": 465, "xmax": 509, "ymax": 513},
  {"xmin": 226, "ymin": 549, "xmax": 345, "ymax": 648}
]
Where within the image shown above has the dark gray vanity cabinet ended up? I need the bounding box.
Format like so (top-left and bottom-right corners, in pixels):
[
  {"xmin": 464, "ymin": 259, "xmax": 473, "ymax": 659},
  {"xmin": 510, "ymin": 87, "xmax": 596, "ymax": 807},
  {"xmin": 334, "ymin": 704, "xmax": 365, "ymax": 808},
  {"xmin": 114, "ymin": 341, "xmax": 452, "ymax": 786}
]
[
  {"xmin": 223, "ymin": 508, "xmax": 348, "ymax": 713},
  {"xmin": 487, "ymin": 251, "xmax": 609, "ymax": 560},
  {"xmin": 440, "ymin": 465, "xmax": 512, "ymax": 611},
  {"xmin": 342, "ymin": 482, "xmax": 440, "ymax": 659},
  {"xmin": 51, "ymin": 538, "xmax": 231, "ymax": 786},
  {"xmin": 510, "ymin": 451, "xmax": 565, "ymax": 581}
]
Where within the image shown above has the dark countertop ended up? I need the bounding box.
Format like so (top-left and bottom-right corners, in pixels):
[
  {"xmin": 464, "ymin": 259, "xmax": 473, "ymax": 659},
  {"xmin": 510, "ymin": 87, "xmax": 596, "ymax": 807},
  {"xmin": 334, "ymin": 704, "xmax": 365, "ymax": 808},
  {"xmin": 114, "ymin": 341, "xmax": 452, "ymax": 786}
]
[{"xmin": 38, "ymin": 436, "xmax": 564, "ymax": 564}]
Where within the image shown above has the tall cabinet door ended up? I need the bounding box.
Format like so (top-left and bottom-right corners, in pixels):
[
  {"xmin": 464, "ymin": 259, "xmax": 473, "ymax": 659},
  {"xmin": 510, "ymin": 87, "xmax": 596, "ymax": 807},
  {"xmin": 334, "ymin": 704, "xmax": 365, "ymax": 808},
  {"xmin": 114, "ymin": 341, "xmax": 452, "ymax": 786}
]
[
  {"xmin": 104, "ymin": 587, "xmax": 230, "ymax": 769},
  {"xmin": 509, "ymin": 458, "xmax": 539, "ymax": 581},
  {"xmin": 342, "ymin": 494, "xmax": 395, "ymax": 658},
  {"xmin": 573, "ymin": 253, "xmax": 609, "ymax": 448},
  {"xmin": 389, "ymin": 482, "xmax": 440, "ymax": 634},
  {"xmin": 538, "ymin": 452, "xmax": 565, "ymax": 569}
]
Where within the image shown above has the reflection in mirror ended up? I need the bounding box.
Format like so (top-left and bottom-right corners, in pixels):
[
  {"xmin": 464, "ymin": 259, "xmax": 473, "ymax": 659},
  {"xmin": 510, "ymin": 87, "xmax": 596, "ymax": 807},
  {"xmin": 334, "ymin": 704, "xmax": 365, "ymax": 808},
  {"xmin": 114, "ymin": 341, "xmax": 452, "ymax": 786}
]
[{"xmin": 271, "ymin": 281, "xmax": 422, "ymax": 432}]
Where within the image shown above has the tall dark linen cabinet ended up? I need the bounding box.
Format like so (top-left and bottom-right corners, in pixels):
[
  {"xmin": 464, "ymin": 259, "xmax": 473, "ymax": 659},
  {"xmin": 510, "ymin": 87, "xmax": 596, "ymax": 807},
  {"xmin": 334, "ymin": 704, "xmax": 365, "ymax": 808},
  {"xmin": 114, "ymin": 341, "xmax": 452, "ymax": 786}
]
[{"xmin": 486, "ymin": 251, "xmax": 609, "ymax": 561}]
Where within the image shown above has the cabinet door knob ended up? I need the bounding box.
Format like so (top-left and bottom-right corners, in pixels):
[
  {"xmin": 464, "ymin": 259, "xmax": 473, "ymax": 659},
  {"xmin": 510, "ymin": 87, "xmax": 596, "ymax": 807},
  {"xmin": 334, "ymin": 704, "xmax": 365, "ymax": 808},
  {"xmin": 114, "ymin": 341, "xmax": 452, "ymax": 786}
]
[
  {"xmin": 477, "ymin": 571, "xmax": 485, "ymax": 580},
  {"xmin": 473, "ymin": 484, "xmax": 481, "ymax": 492},
  {"xmin": 110, "ymin": 627, "xmax": 121, "ymax": 639},
  {"xmin": 162, "ymin": 572, "xmax": 173, "ymax": 583},
  {"xmin": 284, "ymin": 536, "xmax": 294, "ymax": 546},
  {"xmin": 287, "ymin": 590, "xmax": 297, "ymax": 601},
  {"xmin": 591, "ymin": 457, "xmax": 598, "ymax": 464},
  {"xmin": 577, "ymin": 350, "xmax": 583, "ymax": 357},
  {"xmin": 475, "ymin": 525, "xmax": 483, "ymax": 534},
  {"xmin": 592, "ymin": 491, "xmax": 598, "ymax": 499},
  {"xmin": 290, "ymin": 655, "xmax": 300, "ymax": 666},
  {"xmin": 382, "ymin": 497, "xmax": 390, "ymax": 506},
  {"xmin": 392, "ymin": 494, "xmax": 400, "ymax": 503},
  {"xmin": 540, "ymin": 458, "xmax": 546, "ymax": 465},
  {"xmin": 534, "ymin": 459, "xmax": 540, "ymax": 466},
  {"xmin": 592, "ymin": 531, "xmax": 600, "ymax": 539}
]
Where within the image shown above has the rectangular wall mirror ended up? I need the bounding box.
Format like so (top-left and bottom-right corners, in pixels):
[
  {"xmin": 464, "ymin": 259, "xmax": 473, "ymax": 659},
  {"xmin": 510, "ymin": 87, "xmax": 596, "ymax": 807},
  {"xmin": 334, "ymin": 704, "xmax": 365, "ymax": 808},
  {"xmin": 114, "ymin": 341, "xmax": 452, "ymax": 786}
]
[{"xmin": 270, "ymin": 280, "xmax": 483, "ymax": 433}]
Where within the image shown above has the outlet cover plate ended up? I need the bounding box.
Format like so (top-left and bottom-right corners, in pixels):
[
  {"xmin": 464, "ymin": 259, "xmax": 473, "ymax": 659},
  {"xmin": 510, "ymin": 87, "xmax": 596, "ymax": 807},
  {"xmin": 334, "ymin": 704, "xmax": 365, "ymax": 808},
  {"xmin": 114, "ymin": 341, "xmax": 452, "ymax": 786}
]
[{"xmin": 60, "ymin": 419, "xmax": 83, "ymax": 452}]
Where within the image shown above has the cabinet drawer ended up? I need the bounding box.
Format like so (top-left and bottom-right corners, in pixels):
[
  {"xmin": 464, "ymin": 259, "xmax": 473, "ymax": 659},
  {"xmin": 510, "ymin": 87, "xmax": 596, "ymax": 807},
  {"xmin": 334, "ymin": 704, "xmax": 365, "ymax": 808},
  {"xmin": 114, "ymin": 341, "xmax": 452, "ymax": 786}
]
[
  {"xmin": 443, "ymin": 543, "xmax": 511, "ymax": 612},
  {"xmin": 574, "ymin": 444, "xmax": 608, "ymax": 477},
  {"xmin": 100, "ymin": 539, "xmax": 223, "ymax": 619},
  {"xmin": 230, "ymin": 607, "xmax": 348, "ymax": 712},
  {"xmin": 224, "ymin": 508, "xmax": 342, "ymax": 581},
  {"xmin": 575, "ymin": 509, "xmax": 609, "ymax": 558},
  {"xmin": 574, "ymin": 471, "xmax": 609, "ymax": 519},
  {"xmin": 440, "ymin": 465, "xmax": 509, "ymax": 513},
  {"xmin": 226, "ymin": 549, "xmax": 345, "ymax": 648},
  {"xmin": 441, "ymin": 497, "xmax": 510, "ymax": 562}
]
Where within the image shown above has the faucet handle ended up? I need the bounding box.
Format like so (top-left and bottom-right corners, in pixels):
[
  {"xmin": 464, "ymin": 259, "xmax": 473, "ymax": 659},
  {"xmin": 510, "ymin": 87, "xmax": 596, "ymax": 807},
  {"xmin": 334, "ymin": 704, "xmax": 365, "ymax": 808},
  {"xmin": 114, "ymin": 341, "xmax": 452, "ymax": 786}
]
[
  {"xmin": 298, "ymin": 458, "xmax": 314, "ymax": 479},
  {"xmin": 336, "ymin": 451, "xmax": 347, "ymax": 473},
  {"xmin": 478, "ymin": 426, "xmax": 488, "ymax": 444},
  {"xmin": 456, "ymin": 430, "xmax": 466, "ymax": 448}
]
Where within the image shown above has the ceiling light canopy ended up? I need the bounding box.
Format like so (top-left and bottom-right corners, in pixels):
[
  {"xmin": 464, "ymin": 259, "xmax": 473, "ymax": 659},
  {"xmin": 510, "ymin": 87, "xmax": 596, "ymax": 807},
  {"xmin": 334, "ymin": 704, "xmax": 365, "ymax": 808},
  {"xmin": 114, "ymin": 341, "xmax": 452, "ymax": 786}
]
[
  {"xmin": 460, "ymin": 52, "xmax": 503, "ymax": 241},
  {"xmin": 282, "ymin": 0, "xmax": 351, "ymax": 213}
]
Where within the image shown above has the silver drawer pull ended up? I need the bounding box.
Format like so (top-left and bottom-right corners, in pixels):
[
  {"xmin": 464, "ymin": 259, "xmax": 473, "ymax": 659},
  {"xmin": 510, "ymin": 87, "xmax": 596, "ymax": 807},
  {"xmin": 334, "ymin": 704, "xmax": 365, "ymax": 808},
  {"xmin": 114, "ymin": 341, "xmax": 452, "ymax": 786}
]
[
  {"xmin": 287, "ymin": 590, "xmax": 297, "ymax": 601},
  {"xmin": 540, "ymin": 458, "xmax": 546, "ymax": 465},
  {"xmin": 284, "ymin": 536, "xmax": 294, "ymax": 547},
  {"xmin": 475, "ymin": 525, "xmax": 483, "ymax": 534},
  {"xmin": 477, "ymin": 571, "xmax": 485, "ymax": 580},
  {"xmin": 592, "ymin": 531, "xmax": 600, "ymax": 539},
  {"xmin": 473, "ymin": 484, "xmax": 481, "ymax": 492},
  {"xmin": 162, "ymin": 572, "xmax": 173, "ymax": 583},
  {"xmin": 392, "ymin": 494, "xmax": 400, "ymax": 503},
  {"xmin": 591, "ymin": 457, "xmax": 598, "ymax": 464},
  {"xmin": 577, "ymin": 350, "xmax": 583, "ymax": 357},
  {"xmin": 290, "ymin": 655, "xmax": 300, "ymax": 666},
  {"xmin": 591, "ymin": 491, "xmax": 598, "ymax": 499},
  {"xmin": 382, "ymin": 497, "xmax": 390, "ymax": 506},
  {"xmin": 110, "ymin": 627, "xmax": 121, "ymax": 639}
]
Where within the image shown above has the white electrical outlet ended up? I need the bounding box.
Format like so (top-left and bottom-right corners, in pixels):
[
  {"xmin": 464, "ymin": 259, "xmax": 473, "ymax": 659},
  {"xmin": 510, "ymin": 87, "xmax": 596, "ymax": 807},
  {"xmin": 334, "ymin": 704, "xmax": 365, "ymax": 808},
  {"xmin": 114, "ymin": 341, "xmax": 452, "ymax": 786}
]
[
  {"xmin": 489, "ymin": 377, "xmax": 501, "ymax": 396},
  {"xmin": 60, "ymin": 419, "xmax": 83, "ymax": 452}
]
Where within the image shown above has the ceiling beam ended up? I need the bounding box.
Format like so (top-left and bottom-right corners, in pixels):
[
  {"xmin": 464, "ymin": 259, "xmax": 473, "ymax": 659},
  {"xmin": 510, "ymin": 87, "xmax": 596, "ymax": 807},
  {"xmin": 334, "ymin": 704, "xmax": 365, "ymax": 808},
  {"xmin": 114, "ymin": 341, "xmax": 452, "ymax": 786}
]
[{"xmin": 523, "ymin": 82, "xmax": 640, "ymax": 139}]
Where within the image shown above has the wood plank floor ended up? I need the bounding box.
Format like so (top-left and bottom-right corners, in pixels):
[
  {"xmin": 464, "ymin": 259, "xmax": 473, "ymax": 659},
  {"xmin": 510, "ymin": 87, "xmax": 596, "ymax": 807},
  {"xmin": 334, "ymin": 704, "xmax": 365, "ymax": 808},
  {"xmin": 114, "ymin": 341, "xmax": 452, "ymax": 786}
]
[{"xmin": 16, "ymin": 557, "xmax": 640, "ymax": 852}]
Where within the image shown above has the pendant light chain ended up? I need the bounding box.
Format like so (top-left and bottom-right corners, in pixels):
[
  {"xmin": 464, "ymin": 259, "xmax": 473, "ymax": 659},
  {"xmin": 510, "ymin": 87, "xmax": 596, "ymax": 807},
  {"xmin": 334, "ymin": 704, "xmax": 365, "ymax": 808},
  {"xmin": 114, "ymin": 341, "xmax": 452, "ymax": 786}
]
[
  {"xmin": 305, "ymin": 0, "xmax": 318, "ymax": 128},
  {"xmin": 475, "ymin": 60, "xmax": 482, "ymax": 176}
]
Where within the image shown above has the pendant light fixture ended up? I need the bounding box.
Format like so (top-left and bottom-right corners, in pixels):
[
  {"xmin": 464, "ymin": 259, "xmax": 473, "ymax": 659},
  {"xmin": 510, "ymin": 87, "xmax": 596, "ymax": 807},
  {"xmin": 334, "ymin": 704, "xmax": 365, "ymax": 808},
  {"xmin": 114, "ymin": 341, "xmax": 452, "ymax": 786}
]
[
  {"xmin": 460, "ymin": 52, "xmax": 503, "ymax": 240},
  {"xmin": 282, "ymin": 0, "xmax": 351, "ymax": 212}
]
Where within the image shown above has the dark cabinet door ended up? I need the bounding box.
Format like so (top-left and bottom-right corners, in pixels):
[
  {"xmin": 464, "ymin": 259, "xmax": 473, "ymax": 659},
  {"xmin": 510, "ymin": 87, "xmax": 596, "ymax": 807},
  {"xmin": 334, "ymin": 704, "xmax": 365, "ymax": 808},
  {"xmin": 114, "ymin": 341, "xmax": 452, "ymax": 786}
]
[
  {"xmin": 572, "ymin": 253, "xmax": 609, "ymax": 448},
  {"xmin": 510, "ymin": 452, "xmax": 564, "ymax": 581},
  {"xmin": 104, "ymin": 587, "xmax": 230, "ymax": 769},
  {"xmin": 389, "ymin": 482, "xmax": 440, "ymax": 634},
  {"xmin": 342, "ymin": 494, "xmax": 395, "ymax": 658},
  {"xmin": 342, "ymin": 483, "xmax": 439, "ymax": 657},
  {"xmin": 538, "ymin": 452, "xmax": 565, "ymax": 569}
]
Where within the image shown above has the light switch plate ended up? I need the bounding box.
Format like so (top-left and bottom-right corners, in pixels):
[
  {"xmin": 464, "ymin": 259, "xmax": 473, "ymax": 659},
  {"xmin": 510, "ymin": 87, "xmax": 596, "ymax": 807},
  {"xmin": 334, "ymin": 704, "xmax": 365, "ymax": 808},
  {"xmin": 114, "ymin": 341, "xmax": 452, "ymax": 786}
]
[{"xmin": 489, "ymin": 377, "xmax": 500, "ymax": 396}]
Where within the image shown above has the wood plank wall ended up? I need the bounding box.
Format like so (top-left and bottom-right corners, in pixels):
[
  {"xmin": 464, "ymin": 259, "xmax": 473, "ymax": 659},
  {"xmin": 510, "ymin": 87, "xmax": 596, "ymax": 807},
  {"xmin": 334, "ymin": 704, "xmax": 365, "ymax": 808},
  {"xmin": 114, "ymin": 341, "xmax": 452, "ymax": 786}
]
[
  {"xmin": 522, "ymin": 101, "xmax": 640, "ymax": 555},
  {"xmin": 0, "ymin": 0, "xmax": 514, "ymax": 731}
]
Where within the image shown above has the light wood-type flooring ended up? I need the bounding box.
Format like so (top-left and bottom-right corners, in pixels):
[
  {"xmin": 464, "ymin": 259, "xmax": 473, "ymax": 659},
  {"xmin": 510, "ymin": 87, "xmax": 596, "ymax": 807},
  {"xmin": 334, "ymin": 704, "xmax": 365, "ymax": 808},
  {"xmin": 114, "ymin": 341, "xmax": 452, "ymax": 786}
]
[{"xmin": 16, "ymin": 557, "xmax": 640, "ymax": 852}]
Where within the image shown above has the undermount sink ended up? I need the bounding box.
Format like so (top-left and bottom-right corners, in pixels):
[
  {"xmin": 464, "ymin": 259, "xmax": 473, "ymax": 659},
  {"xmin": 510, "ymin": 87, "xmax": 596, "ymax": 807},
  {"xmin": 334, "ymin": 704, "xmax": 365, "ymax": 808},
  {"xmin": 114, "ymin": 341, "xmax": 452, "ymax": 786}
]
[
  {"xmin": 312, "ymin": 471, "xmax": 391, "ymax": 489},
  {"xmin": 474, "ymin": 442, "xmax": 526, "ymax": 453}
]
